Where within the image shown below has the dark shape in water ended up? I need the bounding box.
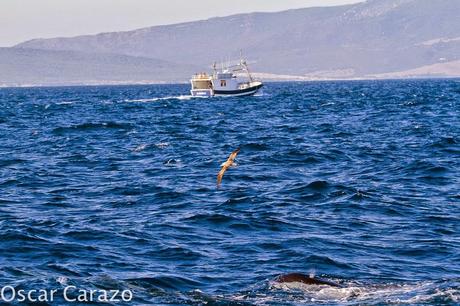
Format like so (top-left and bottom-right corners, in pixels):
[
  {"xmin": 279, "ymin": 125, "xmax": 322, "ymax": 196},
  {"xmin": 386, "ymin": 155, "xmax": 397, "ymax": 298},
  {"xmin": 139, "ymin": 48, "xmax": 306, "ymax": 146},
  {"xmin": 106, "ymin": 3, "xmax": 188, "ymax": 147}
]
[{"xmin": 275, "ymin": 273, "xmax": 342, "ymax": 287}]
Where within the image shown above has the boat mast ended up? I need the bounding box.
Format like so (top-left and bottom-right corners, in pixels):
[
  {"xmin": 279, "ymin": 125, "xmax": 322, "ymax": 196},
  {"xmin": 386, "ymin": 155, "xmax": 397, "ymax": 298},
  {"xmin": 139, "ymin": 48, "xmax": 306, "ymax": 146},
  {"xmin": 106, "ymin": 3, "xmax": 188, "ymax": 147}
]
[{"xmin": 240, "ymin": 50, "xmax": 254, "ymax": 82}]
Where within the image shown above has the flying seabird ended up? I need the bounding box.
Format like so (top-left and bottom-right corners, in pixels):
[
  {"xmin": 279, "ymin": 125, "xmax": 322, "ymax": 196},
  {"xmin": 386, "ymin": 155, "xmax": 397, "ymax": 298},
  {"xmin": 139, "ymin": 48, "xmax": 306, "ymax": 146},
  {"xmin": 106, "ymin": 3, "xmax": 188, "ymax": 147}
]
[{"xmin": 217, "ymin": 148, "xmax": 240, "ymax": 186}]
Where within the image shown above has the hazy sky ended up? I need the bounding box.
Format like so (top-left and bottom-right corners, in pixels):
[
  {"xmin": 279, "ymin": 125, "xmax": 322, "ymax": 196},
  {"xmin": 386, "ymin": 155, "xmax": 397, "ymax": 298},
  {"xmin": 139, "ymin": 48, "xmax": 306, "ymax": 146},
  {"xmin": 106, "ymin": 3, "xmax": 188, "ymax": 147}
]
[{"xmin": 0, "ymin": 0, "xmax": 362, "ymax": 47}]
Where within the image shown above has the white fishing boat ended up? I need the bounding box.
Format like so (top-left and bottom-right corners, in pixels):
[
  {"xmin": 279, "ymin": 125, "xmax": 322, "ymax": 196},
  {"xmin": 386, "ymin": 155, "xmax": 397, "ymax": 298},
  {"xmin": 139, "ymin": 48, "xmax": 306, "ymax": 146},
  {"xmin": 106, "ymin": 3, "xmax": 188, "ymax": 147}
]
[{"xmin": 190, "ymin": 58, "xmax": 263, "ymax": 97}]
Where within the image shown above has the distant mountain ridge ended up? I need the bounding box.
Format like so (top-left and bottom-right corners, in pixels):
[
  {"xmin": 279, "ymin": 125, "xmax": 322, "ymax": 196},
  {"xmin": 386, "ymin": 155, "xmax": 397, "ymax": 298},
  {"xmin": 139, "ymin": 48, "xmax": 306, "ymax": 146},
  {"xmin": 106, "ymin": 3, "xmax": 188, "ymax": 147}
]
[
  {"xmin": 4, "ymin": 0, "xmax": 460, "ymax": 86},
  {"xmin": 0, "ymin": 48, "xmax": 197, "ymax": 87}
]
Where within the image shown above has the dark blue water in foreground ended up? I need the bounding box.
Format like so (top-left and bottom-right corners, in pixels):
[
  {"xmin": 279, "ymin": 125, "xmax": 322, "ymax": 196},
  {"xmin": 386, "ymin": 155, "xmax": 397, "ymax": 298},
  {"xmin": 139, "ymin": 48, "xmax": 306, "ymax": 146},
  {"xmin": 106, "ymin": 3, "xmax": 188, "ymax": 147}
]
[{"xmin": 0, "ymin": 80, "xmax": 459, "ymax": 305}]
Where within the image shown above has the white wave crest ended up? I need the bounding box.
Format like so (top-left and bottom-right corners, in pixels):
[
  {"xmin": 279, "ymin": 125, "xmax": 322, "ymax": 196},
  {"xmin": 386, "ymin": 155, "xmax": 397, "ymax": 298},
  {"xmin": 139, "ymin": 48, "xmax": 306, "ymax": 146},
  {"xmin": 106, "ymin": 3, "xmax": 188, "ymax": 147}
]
[
  {"xmin": 124, "ymin": 95, "xmax": 194, "ymax": 103},
  {"xmin": 242, "ymin": 280, "xmax": 460, "ymax": 305}
]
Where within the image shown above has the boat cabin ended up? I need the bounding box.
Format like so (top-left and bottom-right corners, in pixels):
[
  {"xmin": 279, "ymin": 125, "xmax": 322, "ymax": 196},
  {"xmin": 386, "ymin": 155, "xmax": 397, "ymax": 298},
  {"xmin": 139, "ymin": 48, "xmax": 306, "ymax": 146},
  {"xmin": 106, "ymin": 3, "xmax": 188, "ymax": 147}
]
[
  {"xmin": 190, "ymin": 73, "xmax": 213, "ymax": 97},
  {"xmin": 212, "ymin": 70, "xmax": 240, "ymax": 92},
  {"xmin": 191, "ymin": 73, "xmax": 212, "ymax": 90}
]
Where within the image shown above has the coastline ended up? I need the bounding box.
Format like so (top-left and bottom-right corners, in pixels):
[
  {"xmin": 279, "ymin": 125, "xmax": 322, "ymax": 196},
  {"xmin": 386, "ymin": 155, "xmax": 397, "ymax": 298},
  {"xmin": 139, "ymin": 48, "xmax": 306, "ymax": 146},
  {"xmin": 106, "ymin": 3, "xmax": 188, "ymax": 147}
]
[{"xmin": 1, "ymin": 74, "xmax": 459, "ymax": 89}]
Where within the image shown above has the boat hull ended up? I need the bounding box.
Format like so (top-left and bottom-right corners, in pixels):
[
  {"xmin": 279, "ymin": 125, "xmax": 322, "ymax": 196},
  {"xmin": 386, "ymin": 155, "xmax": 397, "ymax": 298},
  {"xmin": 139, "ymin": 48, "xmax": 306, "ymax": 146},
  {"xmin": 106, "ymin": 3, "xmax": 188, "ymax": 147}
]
[{"xmin": 214, "ymin": 82, "xmax": 263, "ymax": 97}]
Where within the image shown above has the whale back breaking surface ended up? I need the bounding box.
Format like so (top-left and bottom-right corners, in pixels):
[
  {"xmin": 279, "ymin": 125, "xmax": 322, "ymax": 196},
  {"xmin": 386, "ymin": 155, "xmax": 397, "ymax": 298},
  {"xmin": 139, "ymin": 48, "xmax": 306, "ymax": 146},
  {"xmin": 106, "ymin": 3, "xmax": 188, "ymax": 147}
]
[{"xmin": 275, "ymin": 273, "xmax": 342, "ymax": 287}]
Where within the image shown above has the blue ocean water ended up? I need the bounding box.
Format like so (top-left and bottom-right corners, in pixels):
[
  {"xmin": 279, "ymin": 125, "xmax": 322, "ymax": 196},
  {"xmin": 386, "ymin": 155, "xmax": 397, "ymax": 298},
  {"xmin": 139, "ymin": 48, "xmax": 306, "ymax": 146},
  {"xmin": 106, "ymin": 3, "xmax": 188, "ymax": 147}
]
[{"xmin": 0, "ymin": 80, "xmax": 459, "ymax": 305}]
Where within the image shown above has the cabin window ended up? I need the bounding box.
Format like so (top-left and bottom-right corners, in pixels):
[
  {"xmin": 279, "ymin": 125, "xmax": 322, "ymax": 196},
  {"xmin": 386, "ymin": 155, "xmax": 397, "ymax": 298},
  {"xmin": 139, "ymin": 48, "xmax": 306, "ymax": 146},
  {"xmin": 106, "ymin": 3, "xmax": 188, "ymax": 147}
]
[{"xmin": 220, "ymin": 80, "xmax": 227, "ymax": 87}]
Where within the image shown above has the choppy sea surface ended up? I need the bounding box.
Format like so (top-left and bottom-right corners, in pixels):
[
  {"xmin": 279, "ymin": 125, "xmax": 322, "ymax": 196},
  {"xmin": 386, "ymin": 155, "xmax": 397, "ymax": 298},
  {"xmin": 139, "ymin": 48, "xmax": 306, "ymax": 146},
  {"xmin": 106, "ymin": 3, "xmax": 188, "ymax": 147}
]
[{"xmin": 0, "ymin": 80, "xmax": 459, "ymax": 305}]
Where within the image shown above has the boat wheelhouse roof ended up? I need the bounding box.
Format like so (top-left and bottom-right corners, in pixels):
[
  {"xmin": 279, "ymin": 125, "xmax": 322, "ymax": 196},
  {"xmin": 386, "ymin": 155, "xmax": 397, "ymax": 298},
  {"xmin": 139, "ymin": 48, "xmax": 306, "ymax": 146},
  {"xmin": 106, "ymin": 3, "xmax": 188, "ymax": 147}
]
[{"xmin": 216, "ymin": 72, "xmax": 234, "ymax": 79}]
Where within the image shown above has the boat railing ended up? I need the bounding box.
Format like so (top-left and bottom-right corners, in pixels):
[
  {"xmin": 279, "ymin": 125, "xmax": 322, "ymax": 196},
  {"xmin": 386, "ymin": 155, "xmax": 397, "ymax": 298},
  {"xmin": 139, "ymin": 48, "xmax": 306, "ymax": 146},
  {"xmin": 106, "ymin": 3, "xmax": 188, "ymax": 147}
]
[{"xmin": 192, "ymin": 73, "xmax": 211, "ymax": 80}]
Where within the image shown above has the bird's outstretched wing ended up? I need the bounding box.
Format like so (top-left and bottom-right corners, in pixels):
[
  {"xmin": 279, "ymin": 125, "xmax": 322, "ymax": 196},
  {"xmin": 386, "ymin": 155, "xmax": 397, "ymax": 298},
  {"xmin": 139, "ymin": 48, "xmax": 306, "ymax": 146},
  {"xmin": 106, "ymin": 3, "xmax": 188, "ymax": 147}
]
[
  {"xmin": 217, "ymin": 167, "xmax": 227, "ymax": 186},
  {"xmin": 217, "ymin": 148, "xmax": 240, "ymax": 186},
  {"xmin": 228, "ymin": 148, "xmax": 240, "ymax": 162}
]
